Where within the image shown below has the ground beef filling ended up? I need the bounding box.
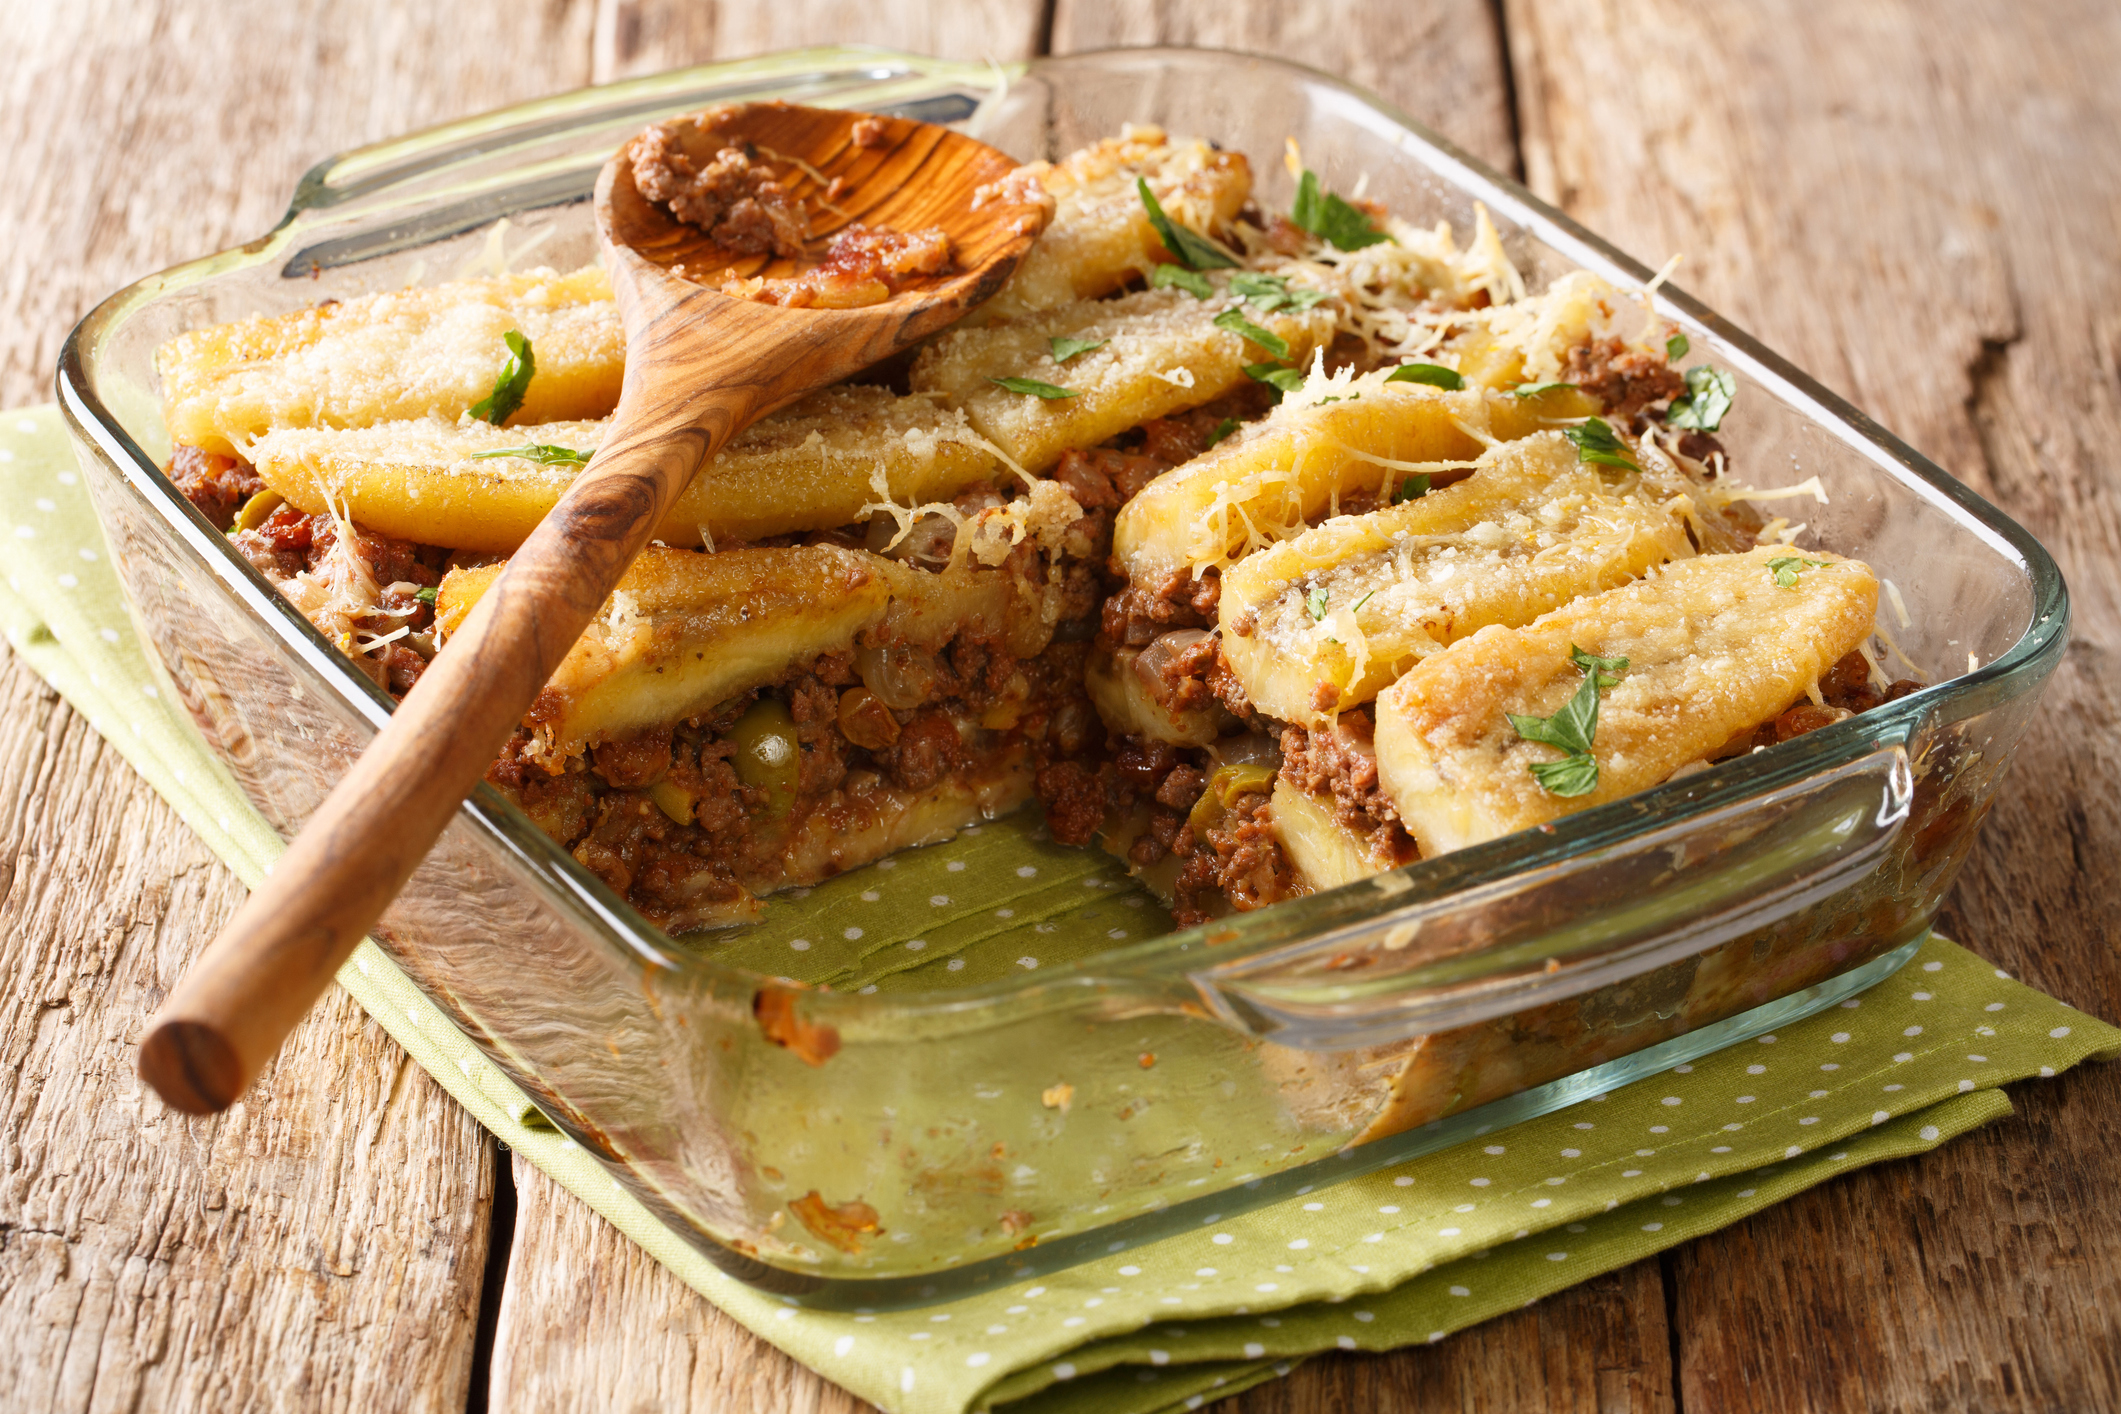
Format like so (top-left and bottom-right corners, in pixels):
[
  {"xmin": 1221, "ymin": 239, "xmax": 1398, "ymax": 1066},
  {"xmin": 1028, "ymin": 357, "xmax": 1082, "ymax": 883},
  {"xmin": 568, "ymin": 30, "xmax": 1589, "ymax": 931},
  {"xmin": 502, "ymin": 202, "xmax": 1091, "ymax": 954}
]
[
  {"xmin": 1101, "ymin": 566, "xmax": 1221, "ymax": 645},
  {"xmin": 632, "ymin": 128, "xmax": 810, "ymax": 257},
  {"xmin": 1032, "ymin": 733, "xmax": 1303, "ymax": 927},
  {"xmin": 168, "ymin": 445, "xmax": 268, "ymax": 528},
  {"xmin": 491, "ymin": 639, "xmax": 1095, "ymax": 931},
  {"xmin": 1566, "ymin": 336, "xmax": 1687, "ymax": 430},
  {"xmin": 169, "ymin": 469, "xmax": 449, "ymax": 697},
  {"xmin": 1718, "ymin": 650, "xmax": 1923, "ymax": 756},
  {"xmin": 1278, "ymin": 709, "xmax": 1412, "ymax": 847},
  {"xmin": 1171, "ymin": 785, "xmax": 1297, "ymax": 925}
]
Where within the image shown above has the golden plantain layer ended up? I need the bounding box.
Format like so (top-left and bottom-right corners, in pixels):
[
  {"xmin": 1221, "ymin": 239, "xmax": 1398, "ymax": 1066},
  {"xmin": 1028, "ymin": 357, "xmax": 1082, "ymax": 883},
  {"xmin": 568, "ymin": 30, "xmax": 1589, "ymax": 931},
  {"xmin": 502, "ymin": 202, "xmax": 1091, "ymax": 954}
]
[
  {"xmin": 247, "ymin": 385, "xmax": 1003, "ymax": 552},
  {"xmin": 159, "ymin": 267, "xmax": 622, "ymax": 456},
  {"xmin": 912, "ymin": 282, "xmax": 1335, "ymax": 473},
  {"xmin": 1373, "ymin": 546, "xmax": 1880, "ymax": 855},
  {"xmin": 1267, "ymin": 779, "xmax": 1398, "ymax": 891},
  {"xmin": 1110, "ymin": 373, "xmax": 1567, "ymax": 587},
  {"xmin": 438, "ymin": 544, "xmax": 1050, "ymax": 769},
  {"xmin": 1218, "ymin": 433, "xmax": 1693, "ymax": 724},
  {"xmin": 982, "ymin": 126, "xmax": 1252, "ymax": 322},
  {"xmin": 1082, "ymin": 642, "xmax": 1229, "ymax": 747}
]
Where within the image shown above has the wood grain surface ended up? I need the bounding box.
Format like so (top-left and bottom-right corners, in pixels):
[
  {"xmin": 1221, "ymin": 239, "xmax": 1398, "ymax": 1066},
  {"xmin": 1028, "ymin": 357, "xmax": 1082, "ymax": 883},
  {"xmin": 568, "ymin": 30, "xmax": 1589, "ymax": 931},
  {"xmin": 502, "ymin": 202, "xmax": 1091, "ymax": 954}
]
[{"xmin": 1, "ymin": 1, "xmax": 2115, "ymax": 1411}]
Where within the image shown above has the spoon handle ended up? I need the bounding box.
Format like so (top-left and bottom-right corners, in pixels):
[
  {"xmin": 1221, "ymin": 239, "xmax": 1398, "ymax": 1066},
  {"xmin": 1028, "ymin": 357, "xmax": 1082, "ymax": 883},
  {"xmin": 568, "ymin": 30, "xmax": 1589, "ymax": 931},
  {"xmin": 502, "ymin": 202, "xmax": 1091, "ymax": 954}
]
[{"xmin": 137, "ymin": 367, "xmax": 757, "ymax": 1114}]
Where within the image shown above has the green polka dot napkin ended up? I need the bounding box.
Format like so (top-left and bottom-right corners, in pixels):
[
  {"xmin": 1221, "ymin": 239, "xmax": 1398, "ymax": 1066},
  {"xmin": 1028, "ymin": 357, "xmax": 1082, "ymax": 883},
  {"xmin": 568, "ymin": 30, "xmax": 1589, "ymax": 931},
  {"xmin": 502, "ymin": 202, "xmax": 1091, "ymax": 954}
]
[{"xmin": 10, "ymin": 405, "xmax": 2116, "ymax": 1414}]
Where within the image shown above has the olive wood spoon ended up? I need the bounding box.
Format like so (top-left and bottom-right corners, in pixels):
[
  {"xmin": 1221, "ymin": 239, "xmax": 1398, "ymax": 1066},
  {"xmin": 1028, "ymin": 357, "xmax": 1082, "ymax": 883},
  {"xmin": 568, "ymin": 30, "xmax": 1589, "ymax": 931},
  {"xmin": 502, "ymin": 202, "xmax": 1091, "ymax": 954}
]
[{"xmin": 138, "ymin": 102, "xmax": 1048, "ymax": 1113}]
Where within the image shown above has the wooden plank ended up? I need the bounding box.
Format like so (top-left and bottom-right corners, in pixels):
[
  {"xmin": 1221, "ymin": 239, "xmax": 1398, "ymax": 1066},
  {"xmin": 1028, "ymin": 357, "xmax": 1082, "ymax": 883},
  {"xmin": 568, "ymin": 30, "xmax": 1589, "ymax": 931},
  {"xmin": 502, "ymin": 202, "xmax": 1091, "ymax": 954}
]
[
  {"xmin": 492, "ymin": 1156, "xmax": 872, "ymax": 1413},
  {"xmin": 0, "ymin": 1, "xmax": 600, "ymax": 1408},
  {"xmin": 0, "ymin": 651, "xmax": 497, "ymax": 1412},
  {"xmin": 590, "ymin": 0, "xmax": 1050, "ymax": 81},
  {"xmin": 1507, "ymin": 0, "xmax": 2121, "ymax": 1408},
  {"xmin": 1049, "ymin": 0, "xmax": 1520, "ymax": 174}
]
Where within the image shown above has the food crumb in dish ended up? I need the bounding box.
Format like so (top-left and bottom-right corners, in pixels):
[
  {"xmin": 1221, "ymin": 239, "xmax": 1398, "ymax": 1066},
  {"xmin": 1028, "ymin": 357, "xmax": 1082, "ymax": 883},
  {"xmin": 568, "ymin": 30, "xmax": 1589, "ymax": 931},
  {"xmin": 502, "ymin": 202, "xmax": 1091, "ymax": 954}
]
[
  {"xmin": 789, "ymin": 1190, "xmax": 882, "ymax": 1253},
  {"xmin": 1042, "ymin": 1082, "xmax": 1076, "ymax": 1112},
  {"xmin": 753, "ymin": 983, "xmax": 840, "ymax": 1065}
]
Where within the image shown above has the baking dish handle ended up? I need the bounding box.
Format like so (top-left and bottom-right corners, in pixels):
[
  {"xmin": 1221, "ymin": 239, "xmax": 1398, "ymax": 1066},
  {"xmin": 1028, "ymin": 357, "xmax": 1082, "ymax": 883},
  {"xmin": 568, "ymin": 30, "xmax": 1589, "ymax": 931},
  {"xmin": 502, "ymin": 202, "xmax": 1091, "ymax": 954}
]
[{"xmin": 1186, "ymin": 742, "xmax": 1916, "ymax": 1052}]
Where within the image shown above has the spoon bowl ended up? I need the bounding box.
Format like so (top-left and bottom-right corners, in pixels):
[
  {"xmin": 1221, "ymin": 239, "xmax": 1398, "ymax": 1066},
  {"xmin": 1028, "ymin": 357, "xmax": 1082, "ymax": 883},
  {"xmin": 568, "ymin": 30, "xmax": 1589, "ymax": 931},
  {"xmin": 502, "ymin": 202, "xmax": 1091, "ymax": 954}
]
[{"xmin": 605, "ymin": 101, "xmax": 1042, "ymax": 313}]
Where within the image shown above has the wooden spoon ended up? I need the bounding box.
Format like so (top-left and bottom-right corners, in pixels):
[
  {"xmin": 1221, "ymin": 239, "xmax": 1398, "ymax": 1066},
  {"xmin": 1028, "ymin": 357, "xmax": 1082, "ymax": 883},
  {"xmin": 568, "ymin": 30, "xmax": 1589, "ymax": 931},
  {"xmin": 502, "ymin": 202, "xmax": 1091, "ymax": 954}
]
[{"xmin": 137, "ymin": 102, "xmax": 1049, "ymax": 1114}]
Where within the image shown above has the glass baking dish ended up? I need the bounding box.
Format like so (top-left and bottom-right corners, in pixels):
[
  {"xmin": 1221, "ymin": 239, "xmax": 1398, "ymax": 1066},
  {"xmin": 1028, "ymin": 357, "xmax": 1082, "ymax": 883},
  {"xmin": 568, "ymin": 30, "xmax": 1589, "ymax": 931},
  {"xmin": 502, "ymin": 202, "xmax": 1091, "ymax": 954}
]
[{"xmin": 57, "ymin": 46, "xmax": 2066, "ymax": 1308}]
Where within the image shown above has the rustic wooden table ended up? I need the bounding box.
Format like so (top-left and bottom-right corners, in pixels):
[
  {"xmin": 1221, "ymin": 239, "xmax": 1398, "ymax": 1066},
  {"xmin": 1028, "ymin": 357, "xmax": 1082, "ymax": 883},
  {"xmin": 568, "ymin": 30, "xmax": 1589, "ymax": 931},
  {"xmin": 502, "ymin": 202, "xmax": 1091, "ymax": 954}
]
[{"xmin": 4, "ymin": 2, "xmax": 2116, "ymax": 1409}]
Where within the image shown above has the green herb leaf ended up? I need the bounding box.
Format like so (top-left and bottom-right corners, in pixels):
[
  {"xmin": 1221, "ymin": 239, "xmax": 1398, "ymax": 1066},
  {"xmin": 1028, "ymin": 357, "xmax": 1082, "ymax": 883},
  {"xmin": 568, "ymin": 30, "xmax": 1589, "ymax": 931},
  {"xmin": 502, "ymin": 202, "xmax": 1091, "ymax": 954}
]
[
  {"xmin": 1667, "ymin": 364, "xmax": 1737, "ymax": 432},
  {"xmin": 1509, "ymin": 648, "xmax": 1631, "ymax": 797},
  {"xmin": 988, "ymin": 376, "xmax": 1078, "ymax": 399},
  {"xmin": 1229, "ymin": 271, "xmax": 1289, "ymax": 311},
  {"xmin": 1395, "ymin": 473, "xmax": 1430, "ymax": 503},
  {"xmin": 1666, "ymin": 332, "xmax": 1690, "ymax": 361},
  {"xmin": 470, "ymin": 443, "xmax": 592, "ymax": 466},
  {"xmin": 1385, "ymin": 362, "xmax": 1466, "ymax": 391},
  {"xmin": 1290, "ymin": 170, "xmax": 1390, "ymax": 251},
  {"xmin": 1563, "ymin": 416, "xmax": 1641, "ymax": 473},
  {"xmin": 1048, "ymin": 335, "xmax": 1107, "ymax": 363},
  {"xmin": 1767, "ymin": 555, "xmax": 1824, "ymax": 588},
  {"xmin": 1512, "ymin": 380, "xmax": 1576, "ymax": 399},
  {"xmin": 1349, "ymin": 590, "xmax": 1376, "ymax": 614},
  {"xmin": 1206, "ymin": 417, "xmax": 1241, "ymax": 448},
  {"xmin": 1229, "ymin": 271, "xmax": 1327, "ymax": 313},
  {"xmin": 1213, "ymin": 307, "xmax": 1290, "ymax": 359},
  {"xmin": 1508, "ymin": 671, "xmax": 1601, "ymax": 758},
  {"xmin": 414, "ymin": 586, "xmax": 438, "ymax": 606},
  {"xmin": 1138, "ymin": 177, "xmax": 1238, "ymax": 270},
  {"xmin": 1244, "ymin": 362, "xmax": 1308, "ymax": 401},
  {"xmin": 469, "ymin": 330, "xmax": 535, "ymax": 425},
  {"xmin": 1568, "ymin": 644, "xmax": 1629, "ymax": 690},
  {"xmin": 1151, "ymin": 263, "xmax": 1214, "ymax": 299},
  {"xmin": 1529, "ymin": 753, "xmax": 1601, "ymax": 797},
  {"xmin": 1306, "ymin": 586, "xmax": 1330, "ymax": 621}
]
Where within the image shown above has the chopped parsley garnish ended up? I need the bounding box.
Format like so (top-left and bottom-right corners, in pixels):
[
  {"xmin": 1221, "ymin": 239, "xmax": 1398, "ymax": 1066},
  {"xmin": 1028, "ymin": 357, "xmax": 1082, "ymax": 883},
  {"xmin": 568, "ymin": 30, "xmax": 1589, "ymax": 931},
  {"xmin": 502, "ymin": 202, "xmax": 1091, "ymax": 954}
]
[
  {"xmin": 470, "ymin": 443, "xmax": 591, "ymax": 466},
  {"xmin": 469, "ymin": 330, "xmax": 534, "ymax": 425},
  {"xmin": 1151, "ymin": 263, "xmax": 1213, "ymax": 299},
  {"xmin": 1306, "ymin": 586, "xmax": 1330, "ymax": 621},
  {"xmin": 1512, "ymin": 380, "xmax": 1575, "ymax": 399},
  {"xmin": 1243, "ymin": 362, "xmax": 1307, "ymax": 401},
  {"xmin": 1349, "ymin": 590, "xmax": 1376, "ymax": 614},
  {"xmin": 414, "ymin": 586, "xmax": 438, "ymax": 606},
  {"xmin": 1568, "ymin": 644, "xmax": 1630, "ymax": 689},
  {"xmin": 988, "ymin": 376, "xmax": 1077, "ymax": 399},
  {"xmin": 1212, "ymin": 307, "xmax": 1289, "ymax": 359},
  {"xmin": 1048, "ymin": 335, "xmax": 1107, "ymax": 363},
  {"xmin": 1563, "ymin": 416, "xmax": 1641, "ymax": 473},
  {"xmin": 1767, "ymin": 555, "xmax": 1824, "ymax": 588},
  {"xmin": 1666, "ymin": 332, "xmax": 1690, "ymax": 361},
  {"xmin": 1206, "ymin": 417, "xmax": 1241, "ymax": 448},
  {"xmin": 1395, "ymin": 473, "xmax": 1430, "ymax": 503},
  {"xmin": 1290, "ymin": 170, "xmax": 1390, "ymax": 251},
  {"xmin": 1667, "ymin": 364, "xmax": 1737, "ymax": 433},
  {"xmin": 1229, "ymin": 271, "xmax": 1327, "ymax": 313},
  {"xmin": 1385, "ymin": 362, "xmax": 1465, "ymax": 391},
  {"xmin": 1138, "ymin": 178, "xmax": 1237, "ymax": 270},
  {"xmin": 1529, "ymin": 753, "xmax": 1601, "ymax": 797},
  {"xmin": 1508, "ymin": 646, "xmax": 1626, "ymax": 798}
]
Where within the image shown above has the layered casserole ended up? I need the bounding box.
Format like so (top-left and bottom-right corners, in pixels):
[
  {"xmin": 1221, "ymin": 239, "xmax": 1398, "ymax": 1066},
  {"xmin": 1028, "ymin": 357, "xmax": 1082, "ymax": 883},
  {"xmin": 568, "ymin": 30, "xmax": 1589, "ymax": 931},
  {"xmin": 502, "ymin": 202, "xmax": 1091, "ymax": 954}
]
[{"xmin": 156, "ymin": 122, "xmax": 1920, "ymax": 939}]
